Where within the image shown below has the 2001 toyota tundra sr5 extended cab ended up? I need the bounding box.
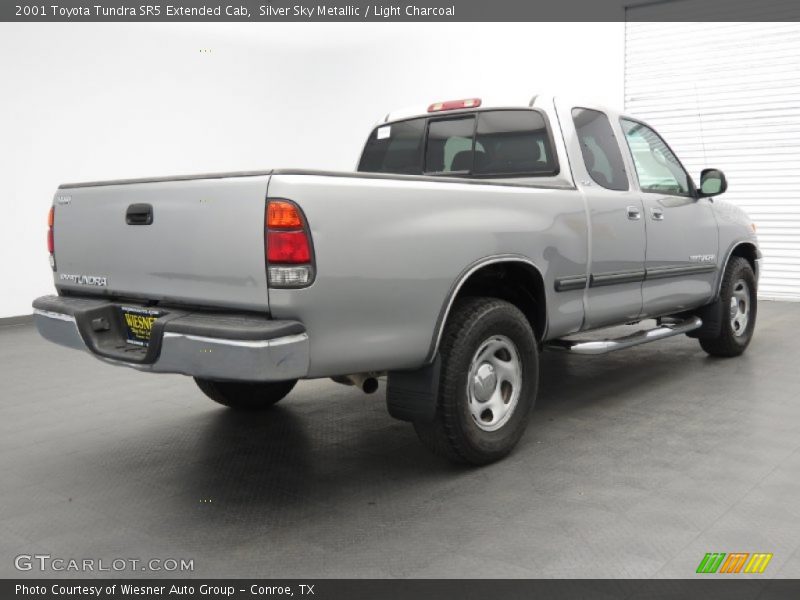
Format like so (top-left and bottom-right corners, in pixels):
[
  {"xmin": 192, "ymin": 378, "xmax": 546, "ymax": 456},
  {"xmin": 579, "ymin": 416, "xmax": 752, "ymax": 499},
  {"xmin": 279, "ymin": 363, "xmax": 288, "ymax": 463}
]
[{"xmin": 34, "ymin": 95, "xmax": 761, "ymax": 465}]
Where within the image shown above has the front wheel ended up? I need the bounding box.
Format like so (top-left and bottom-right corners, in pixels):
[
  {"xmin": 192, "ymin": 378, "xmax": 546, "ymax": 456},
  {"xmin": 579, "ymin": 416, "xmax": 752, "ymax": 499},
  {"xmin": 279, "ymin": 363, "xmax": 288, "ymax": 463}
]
[
  {"xmin": 698, "ymin": 256, "xmax": 757, "ymax": 357},
  {"xmin": 413, "ymin": 297, "xmax": 538, "ymax": 465},
  {"xmin": 194, "ymin": 378, "xmax": 297, "ymax": 410}
]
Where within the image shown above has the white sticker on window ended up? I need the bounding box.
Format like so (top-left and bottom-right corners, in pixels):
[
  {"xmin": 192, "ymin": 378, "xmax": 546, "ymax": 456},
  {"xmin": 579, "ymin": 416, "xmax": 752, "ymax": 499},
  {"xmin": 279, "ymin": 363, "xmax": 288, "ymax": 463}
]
[{"xmin": 377, "ymin": 126, "xmax": 391, "ymax": 140}]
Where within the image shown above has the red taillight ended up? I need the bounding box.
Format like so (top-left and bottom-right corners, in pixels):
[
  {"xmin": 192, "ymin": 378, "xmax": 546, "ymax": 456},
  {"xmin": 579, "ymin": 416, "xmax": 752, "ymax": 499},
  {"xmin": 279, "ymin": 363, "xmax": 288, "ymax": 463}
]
[
  {"xmin": 428, "ymin": 98, "xmax": 482, "ymax": 113},
  {"xmin": 47, "ymin": 228, "xmax": 54, "ymax": 254},
  {"xmin": 265, "ymin": 199, "xmax": 314, "ymax": 287},
  {"xmin": 267, "ymin": 230, "xmax": 311, "ymax": 264}
]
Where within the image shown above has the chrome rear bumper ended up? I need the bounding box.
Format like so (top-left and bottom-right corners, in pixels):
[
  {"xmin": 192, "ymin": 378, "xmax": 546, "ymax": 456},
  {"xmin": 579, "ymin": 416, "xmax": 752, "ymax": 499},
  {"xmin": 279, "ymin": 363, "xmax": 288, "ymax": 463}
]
[{"xmin": 33, "ymin": 295, "xmax": 309, "ymax": 382}]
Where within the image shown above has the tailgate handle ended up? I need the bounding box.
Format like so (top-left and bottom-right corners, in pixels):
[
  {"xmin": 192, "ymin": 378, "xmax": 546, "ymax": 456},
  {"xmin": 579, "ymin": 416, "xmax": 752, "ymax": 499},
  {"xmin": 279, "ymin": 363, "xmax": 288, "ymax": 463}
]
[{"xmin": 126, "ymin": 203, "xmax": 153, "ymax": 225}]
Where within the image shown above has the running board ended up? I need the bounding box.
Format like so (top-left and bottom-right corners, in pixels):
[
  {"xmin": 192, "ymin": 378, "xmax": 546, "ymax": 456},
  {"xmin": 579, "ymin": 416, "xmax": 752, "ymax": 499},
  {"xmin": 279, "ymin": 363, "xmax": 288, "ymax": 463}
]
[{"xmin": 546, "ymin": 316, "xmax": 702, "ymax": 355}]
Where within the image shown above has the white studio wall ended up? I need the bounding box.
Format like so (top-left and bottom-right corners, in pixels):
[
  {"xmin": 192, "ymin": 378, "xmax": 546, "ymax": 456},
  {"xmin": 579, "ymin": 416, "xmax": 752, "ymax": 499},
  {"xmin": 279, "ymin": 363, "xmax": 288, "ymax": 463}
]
[
  {"xmin": 0, "ymin": 22, "xmax": 625, "ymax": 318},
  {"xmin": 625, "ymin": 18, "xmax": 800, "ymax": 301}
]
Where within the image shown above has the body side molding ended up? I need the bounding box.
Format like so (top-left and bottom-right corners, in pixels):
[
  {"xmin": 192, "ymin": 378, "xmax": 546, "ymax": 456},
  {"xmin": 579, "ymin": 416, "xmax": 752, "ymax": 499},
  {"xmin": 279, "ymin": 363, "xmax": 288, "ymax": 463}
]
[
  {"xmin": 554, "ymin": 275, "xmax": 588, "ymax": 292},
  {"xmin": 645, "ymin": 264, "xmax": 716, "ymax": 280},
  {"xmin": 590, "ymin": 270, "xmax": 646, "ymax": 287},
  {"xmin": 584, "ymin": 264, "xmax": 718, "ymax": 289}
]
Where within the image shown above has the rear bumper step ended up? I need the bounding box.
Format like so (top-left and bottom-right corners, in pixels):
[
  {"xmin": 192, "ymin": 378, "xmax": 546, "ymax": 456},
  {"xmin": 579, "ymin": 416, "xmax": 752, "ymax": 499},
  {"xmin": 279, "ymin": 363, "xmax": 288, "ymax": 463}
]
[
  {"xmin": 32, "ymin": 295, "xmax": 309, "ymax": 382},
  {"xmin": 546, "ymin": 316, "xmax": 703, "ymax": 355}
]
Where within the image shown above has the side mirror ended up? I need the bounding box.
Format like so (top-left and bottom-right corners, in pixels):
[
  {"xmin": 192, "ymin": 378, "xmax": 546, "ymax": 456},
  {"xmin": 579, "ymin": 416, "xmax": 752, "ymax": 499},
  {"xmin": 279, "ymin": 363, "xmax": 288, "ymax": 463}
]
[{"xmin": 699, "ymin": 168, "xmax": 727, "ymax": 197}]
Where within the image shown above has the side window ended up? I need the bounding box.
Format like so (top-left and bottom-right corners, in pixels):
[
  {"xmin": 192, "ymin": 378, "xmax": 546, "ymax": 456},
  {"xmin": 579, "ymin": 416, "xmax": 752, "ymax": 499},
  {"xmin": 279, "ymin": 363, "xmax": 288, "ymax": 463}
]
[
  {"xmin": 620, "ymin": 118, "xmax": 692, "ymax": 196},
  {"xmin": 425, "ymin": 116, "xmax": 476, "ymax": 173},
  {"xmin": 571, "ymin": 108, "xmax": 629, "ymax": 191}
]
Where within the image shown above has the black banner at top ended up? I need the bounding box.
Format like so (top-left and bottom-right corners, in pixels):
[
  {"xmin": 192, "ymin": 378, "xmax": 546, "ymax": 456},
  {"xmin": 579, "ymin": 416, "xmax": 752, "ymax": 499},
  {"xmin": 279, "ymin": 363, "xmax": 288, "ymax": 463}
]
[{"xmin": 3, "ymin": 0, "xmax": 800, "ymax": 22}]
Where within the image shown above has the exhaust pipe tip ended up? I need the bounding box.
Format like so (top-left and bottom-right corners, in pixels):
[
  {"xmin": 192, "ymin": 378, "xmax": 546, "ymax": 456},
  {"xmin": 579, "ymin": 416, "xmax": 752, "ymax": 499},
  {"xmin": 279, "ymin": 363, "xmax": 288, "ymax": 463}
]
[
  {"xmin": 331, "ymin": 373, "xmax": 382, "ymax": 394},
  {"xmin": 361, "ymin": 377, "xmax": 379, "ymax": 394}
]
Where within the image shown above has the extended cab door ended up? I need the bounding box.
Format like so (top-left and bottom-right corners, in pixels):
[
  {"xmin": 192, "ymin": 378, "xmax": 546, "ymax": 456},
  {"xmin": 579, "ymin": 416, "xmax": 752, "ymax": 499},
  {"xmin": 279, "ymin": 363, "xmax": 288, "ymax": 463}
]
[
  {"xmin": 619, "ymin": 118, "xmax": 719, "ymax": 317},
  {"xmin": 564, "ymin": 106, "xmax": 646, "ymax": 329}
]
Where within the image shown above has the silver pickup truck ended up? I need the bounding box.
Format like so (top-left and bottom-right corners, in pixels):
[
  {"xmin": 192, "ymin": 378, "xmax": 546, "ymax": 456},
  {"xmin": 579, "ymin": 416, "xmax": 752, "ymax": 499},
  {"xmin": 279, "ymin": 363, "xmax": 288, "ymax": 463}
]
[{"xmin": 34, "ymin": 94, "xmax": 761, "ymax": 465}]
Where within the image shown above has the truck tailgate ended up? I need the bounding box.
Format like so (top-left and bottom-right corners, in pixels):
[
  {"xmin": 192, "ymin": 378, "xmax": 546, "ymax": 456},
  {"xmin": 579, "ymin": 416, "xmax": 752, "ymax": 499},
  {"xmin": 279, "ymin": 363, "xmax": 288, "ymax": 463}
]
[{"xmin": 53, "ymin": 173, "xmax": 271, "ymax": 312}]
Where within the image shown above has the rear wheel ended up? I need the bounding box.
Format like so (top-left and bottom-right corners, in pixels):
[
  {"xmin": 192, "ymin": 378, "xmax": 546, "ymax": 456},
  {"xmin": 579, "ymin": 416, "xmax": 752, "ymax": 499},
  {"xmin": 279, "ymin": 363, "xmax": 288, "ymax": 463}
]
[
  {"xmin": 194, "ymin": 378, "xmax": 297, "ymax": 410},
  {"xmin": 698, "ymin": 257, "xmax": 757, "ymax": 357},
  {"xmin": 413, "ymin": 297, "xmax": 538, "ymax": 465}
]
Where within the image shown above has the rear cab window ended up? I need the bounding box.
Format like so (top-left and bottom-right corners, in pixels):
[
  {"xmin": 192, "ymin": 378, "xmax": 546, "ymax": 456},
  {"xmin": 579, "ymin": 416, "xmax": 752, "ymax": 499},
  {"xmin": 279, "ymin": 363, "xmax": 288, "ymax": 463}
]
[
  {"xmin": 357, "ymin": 119, "xmax": 425, "ymax": 175},
  {"xmin": 358, "ymin": 109, "xmax": 558, "ymax": 178},
  {"xmin": 425, "ymin": 116, "xmax": 477, "ymax": 174},
  {"xmin": 473, "ymin": 111, "xmax": 556, "ymax": 176}
]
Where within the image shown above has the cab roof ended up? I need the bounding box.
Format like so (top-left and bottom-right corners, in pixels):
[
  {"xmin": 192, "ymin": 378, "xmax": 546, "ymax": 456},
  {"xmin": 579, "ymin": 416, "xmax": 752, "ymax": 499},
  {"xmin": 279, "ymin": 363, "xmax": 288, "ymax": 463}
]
[{"xmin": 378, "ymin": 93, "xmax": 624, "ymax": 126}]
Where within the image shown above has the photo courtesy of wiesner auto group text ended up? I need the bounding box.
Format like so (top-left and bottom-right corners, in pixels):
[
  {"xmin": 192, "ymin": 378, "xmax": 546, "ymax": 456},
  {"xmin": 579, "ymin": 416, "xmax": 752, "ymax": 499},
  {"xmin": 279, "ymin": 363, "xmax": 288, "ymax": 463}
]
[{"xmin": 1, "ymin": 0, "xmax": 799, "ymax": 598}]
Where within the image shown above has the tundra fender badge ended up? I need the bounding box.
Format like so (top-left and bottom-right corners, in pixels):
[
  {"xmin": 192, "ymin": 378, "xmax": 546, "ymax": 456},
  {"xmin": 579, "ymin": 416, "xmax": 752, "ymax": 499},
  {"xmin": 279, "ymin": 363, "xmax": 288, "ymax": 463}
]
[{"xmin": 59, "ymin": 274, "xmax": 108, "ymax": 287}]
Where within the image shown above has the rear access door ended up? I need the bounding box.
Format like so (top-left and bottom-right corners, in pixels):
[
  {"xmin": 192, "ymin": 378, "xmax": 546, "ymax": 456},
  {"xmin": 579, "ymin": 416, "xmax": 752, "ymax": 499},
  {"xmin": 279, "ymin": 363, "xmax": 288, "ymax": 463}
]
[{"xmin": 561, "ymin": 104, "xmax": 647, "ymax": 329}]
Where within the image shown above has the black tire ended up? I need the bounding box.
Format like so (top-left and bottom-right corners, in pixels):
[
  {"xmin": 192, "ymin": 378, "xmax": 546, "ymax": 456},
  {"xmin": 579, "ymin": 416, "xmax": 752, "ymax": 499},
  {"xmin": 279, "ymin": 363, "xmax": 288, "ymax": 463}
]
[
  {"xmin": 413, "ymin": 297, "xmax": 538, "ymax": 465},
  {"xmin": 194, "ymin": 378, "xmax": 297, "ymax": 410},
  {"xmin": 698, "ymin": 257, "xmax": 757, "ymax": 357}
]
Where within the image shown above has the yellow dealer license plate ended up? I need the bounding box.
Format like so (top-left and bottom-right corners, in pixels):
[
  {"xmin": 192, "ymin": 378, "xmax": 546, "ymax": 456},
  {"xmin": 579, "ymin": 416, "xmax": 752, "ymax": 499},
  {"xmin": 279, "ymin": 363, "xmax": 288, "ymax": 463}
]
[{"xmin": 121, "ymin": 306, "xmax": 163, "ymax": 347}]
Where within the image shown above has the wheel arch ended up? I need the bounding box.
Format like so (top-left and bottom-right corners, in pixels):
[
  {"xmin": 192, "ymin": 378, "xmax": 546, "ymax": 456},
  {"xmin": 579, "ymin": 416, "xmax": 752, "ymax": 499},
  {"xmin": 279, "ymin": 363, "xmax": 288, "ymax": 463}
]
[
  {"xmin": 426, "ymin": 255, "xmax": 547, "ymax": 362},
  {"xmin": 717, "ymin": 241, "xmax": 761, "ymax": 299}
]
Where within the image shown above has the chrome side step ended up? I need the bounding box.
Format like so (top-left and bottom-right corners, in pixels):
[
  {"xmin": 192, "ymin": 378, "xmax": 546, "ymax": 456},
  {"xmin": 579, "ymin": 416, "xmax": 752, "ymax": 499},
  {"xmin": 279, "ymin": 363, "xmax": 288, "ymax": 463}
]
[{"xmin": 546, "ymin": 316, "xmax": 702, "ymax": 355}]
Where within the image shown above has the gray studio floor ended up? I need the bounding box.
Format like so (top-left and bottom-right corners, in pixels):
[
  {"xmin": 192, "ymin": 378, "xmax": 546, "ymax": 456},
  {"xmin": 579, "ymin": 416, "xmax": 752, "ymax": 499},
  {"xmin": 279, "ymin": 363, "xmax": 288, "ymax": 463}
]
[{"xmin": 1, "ymin": 301, "xmax": 799, "ymax": 579}]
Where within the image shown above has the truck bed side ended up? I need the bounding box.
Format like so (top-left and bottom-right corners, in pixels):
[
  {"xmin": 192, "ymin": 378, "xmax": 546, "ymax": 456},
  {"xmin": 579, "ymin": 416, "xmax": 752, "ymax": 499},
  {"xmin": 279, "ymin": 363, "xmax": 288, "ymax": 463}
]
[{"xmin": 265, "ymin": 171, "xmax": 588, "ymax": 378}]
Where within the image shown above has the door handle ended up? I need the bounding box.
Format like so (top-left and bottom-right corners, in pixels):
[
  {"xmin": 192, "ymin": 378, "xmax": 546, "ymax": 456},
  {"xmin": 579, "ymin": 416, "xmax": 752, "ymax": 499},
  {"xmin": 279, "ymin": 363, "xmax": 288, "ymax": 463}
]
[
  {"xmin": 126, "ymin": 203, "xmax": 153, "ymax": 225},
  {"xmin": 650, "ymin": 207, "xmax": 665, "ymax": 221},
  {"xmin": 626, "ymin": 205, "xmax": 641, "ymax": 220}
]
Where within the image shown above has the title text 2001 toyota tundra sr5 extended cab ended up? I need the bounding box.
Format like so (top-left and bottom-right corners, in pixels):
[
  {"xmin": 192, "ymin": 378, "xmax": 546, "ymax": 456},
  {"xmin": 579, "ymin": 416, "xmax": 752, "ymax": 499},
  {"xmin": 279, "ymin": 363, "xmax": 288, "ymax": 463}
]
[{"xmin": 34, "ymin": 95, "xmax": 761, "ymax": 465}]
